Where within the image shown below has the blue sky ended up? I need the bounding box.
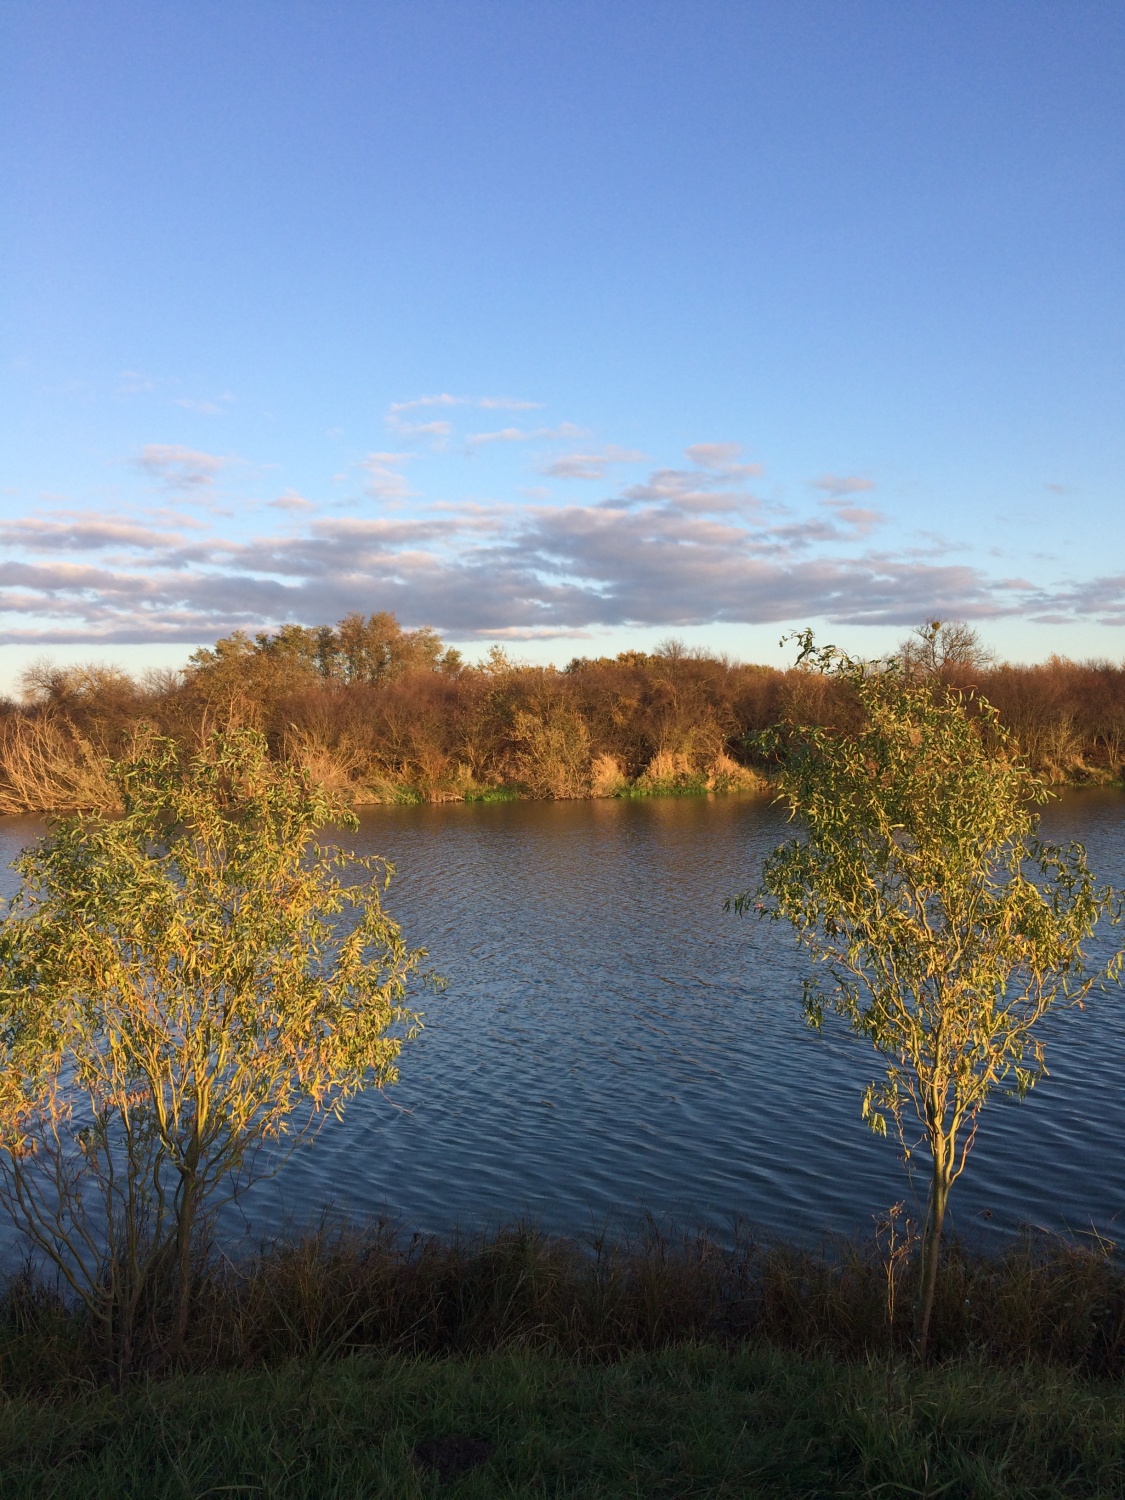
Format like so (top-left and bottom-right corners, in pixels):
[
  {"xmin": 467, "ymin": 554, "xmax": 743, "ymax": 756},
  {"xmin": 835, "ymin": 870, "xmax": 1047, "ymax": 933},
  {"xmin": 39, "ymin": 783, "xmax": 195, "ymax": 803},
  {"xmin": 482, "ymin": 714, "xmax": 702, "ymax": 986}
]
[{"xmin": 2, "ymin": 1, "xmax": 1123, "ymax": 687}]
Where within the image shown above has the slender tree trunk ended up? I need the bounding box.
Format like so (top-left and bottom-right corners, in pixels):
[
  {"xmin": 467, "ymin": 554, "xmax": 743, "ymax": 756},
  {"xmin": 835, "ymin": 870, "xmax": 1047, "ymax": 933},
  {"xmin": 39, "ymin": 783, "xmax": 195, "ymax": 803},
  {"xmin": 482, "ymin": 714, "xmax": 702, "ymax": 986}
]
[
  {"xmin": 916, "ymin": 1158, "xmax": 949, "ymax": 1362},
  {"xmin": 171, "ymin": 1168, "xmax": 198, "ymax": 1362}
]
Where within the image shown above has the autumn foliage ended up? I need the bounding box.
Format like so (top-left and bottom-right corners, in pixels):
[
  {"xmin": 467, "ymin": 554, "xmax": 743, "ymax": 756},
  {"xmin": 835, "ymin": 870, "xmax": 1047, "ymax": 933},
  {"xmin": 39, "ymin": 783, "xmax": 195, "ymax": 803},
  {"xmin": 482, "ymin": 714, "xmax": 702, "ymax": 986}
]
[{"xmin": 0, "ymin": 613, "xmax": 1123, "ymax": 813}]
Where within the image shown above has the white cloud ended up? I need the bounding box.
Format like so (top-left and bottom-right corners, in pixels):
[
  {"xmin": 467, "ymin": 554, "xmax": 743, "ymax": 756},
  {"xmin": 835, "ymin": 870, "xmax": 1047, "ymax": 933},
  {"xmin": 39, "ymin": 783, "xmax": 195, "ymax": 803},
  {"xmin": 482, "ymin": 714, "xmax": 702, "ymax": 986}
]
[
  {"xmin": 0, "ymin": 468, "xmax": 1056, "ymax": 647},
  {"xmin": 388, "ymin": 393, "xmax": 543, "ymax": 417},
  {"xmin": 620, "ymin": 457, "xmax": 762, "ymax": 515},
  {"xmin": 684, "ymin": 443, "xmax": 764, "ymax": 480},
  {"xmin": 542, "ymin": 446, "xmax": 645, "ymax": 480},
  {"xmin": 1024, "ymin": 572, "xmax": 1125, "ymax": 628},
  {"xmin": 360, "ymin": 452, "xmax": 415, "ymax": 502},
  {"xmin": 388, "ymin": 394, "xmax": 466, "ymax": 418},
  {"xmin": 268, "ymin": 490, "xmax": 316, "ymax": 512},
  {"xmin": 137, "ymin": 445, "xmax": 229, "ymax": 489},
  {"xmin": 389, "ymin": 419, "xmax": 454, "ymax": 441},
  {"xmin": 387, "ymin": 395, "xmax": 546, "ymax": 436},
  {"xmin": 811, "ymin": 473, "xmax": 876, "ymax": 496},
  {"xmin": 175, "ymin": 392, "xmax": 235, "ymax": 416},
  {"xmin": 467, "ymin": 422, "xmax": 586, "ymax": 448},
  {"xmin": 118, "ymin": 370, "xmax": 156, "ymax": 395},
  {"xmin": 466, "ymin": 427, "xmax": 531, "ymax": 447},
  {"xmin": 2, "ymin": 442, "xmax": 1111, "ymax": 646},
  {"xmin": 0, "ymin": 513, "xmax": 184, "ymax": 552},
  {"xmin": 818, "ymin": 496, "xmax": 885, "ymax": 538}
]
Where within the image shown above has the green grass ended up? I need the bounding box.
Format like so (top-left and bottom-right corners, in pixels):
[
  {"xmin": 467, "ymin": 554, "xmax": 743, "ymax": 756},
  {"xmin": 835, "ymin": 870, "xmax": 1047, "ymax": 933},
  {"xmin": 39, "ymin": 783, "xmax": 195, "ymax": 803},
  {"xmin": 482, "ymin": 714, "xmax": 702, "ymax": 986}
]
[
  {"xmin": 4, "ymin": 1220, "xmax": 1125, "ymax": 1494},
  {"xmin": 1, "ymin": 1343, "xmax": 1123, "ymax": 1498},
  {"xmin": 617, "ymin": 780, "xmax": 711, "ymax": 798}
]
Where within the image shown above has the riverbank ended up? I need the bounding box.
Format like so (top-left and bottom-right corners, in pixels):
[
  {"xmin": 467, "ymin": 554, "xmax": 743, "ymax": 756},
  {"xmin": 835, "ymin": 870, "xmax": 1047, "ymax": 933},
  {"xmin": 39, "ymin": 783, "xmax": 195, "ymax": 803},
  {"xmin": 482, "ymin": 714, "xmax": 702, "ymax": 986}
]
[
  {"xmin": 357, "ymin": 749, "xmax": 767, "ymax": 805},
  {"xmin": 4, "ymin": 626, "xmax": 1123, "ymax": 814},
  {"xmin": 3, "ymin": 1221, "xmax": 1123, "ymax": 1492},
  {"xmin": 4, "ymin": 1220, "xmax": 1124, "ymax": 1387},
  {"xmin": 3, "ymin": 1342, "xmax": 1122, "ymax": 1497}
]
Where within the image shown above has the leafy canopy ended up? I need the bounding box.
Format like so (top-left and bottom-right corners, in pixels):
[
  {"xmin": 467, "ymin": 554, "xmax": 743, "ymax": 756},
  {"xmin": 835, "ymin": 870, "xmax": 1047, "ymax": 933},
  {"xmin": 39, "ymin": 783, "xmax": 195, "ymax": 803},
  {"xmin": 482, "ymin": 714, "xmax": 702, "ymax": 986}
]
[
  {"xmin": 739, "ymin": 634, "xmax": 1121, "ymax": 1171},
  {"xmin": 0, "ymin": 729, "xmax": 428, "ymax": 1345}
]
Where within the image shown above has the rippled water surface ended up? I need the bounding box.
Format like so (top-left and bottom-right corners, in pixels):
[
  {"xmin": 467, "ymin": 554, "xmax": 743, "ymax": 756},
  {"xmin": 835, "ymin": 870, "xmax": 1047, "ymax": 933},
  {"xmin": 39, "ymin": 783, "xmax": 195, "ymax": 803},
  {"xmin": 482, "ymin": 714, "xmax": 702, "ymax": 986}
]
[{"xmin": 2, "ymin": 789, "xmax": 1123, "ymax": 1248}]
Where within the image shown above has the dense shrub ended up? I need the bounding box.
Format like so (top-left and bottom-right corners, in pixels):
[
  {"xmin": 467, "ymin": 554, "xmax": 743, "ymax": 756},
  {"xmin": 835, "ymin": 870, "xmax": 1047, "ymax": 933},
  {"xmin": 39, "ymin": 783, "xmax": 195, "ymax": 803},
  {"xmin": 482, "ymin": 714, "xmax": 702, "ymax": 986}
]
[{"xmin": 1, "ymin": 616, "xmax": 1122, "ymax": 812}]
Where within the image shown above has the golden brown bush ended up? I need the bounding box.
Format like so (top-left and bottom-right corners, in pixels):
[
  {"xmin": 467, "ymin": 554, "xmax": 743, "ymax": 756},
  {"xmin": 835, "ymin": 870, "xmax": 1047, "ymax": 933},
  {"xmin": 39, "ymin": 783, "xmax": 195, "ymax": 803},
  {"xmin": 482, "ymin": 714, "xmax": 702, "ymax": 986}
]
[
  {"xmin": 1, "ymin": 616, "xmax": 1120, "ymax": 812},
  {"xmin": 0, "ymin": 714, "xmax": 123, "ymax": 814}
]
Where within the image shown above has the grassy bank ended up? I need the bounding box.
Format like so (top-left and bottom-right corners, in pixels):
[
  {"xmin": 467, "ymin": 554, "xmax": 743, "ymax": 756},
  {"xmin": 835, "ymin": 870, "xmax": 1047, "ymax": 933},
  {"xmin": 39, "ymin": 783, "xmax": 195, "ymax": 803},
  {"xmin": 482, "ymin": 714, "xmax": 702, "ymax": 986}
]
[
  {"xmin": 4, "ymin": 1222, "xmax": 1125, "ymax": 1493},
  {"xmin": 5, "ymin": 1219, "xmax": 1125, "ymax": 1388},
  {"xmin": 3, "ymin": 1343, "xmax": 1124, "ymax": 1497}
]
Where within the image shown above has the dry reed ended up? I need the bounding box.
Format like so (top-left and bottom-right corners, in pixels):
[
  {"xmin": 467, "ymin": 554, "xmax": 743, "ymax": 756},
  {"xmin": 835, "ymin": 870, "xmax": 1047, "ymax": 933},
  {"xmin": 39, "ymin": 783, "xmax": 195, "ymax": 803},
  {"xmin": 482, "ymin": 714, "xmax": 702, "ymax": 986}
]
[
  {"xmin": 0, "ymin": 715, "xmax": 121, "ymax": 815},
  {"xmin": 3, "ymin": 1218, "xmax": 1123, "ymax": 1394},
  {"xmin": 1, "ymin": 625, "xmax": 1122, "ymax": 815}
]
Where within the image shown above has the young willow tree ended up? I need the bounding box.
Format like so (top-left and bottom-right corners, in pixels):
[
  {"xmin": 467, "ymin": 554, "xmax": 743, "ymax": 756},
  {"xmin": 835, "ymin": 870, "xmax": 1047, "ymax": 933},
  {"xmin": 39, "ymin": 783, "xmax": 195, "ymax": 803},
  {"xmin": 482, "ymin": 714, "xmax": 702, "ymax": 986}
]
[
  {"xmin": 0, "ymin": 729, "xmax": 427, "ymax": 1373},
  {"xmin": 736, "ymin": 634, "xmax": 1122, "ymax": 1358}
]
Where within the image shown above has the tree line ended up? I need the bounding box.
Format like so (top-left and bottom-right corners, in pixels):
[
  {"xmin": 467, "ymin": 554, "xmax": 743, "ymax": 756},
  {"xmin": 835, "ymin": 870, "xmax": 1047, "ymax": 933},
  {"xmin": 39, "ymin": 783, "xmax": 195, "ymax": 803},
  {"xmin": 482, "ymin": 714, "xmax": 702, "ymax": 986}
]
[{"xmin": 1, "ymin": 612, "xmax": 1123, "ymax": 814}]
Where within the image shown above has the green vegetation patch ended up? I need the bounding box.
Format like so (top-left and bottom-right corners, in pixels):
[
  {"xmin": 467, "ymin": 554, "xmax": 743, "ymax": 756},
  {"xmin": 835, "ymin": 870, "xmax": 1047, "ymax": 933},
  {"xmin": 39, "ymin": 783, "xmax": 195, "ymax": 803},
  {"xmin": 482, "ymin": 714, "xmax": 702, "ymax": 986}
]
[
  {"xmin": 1, "ymin": 1344, "xmax": 1123, "ymax": 1498},
  {"xmin": 619, "ymin": 775, "xmax": 711, "ymax": 798}
]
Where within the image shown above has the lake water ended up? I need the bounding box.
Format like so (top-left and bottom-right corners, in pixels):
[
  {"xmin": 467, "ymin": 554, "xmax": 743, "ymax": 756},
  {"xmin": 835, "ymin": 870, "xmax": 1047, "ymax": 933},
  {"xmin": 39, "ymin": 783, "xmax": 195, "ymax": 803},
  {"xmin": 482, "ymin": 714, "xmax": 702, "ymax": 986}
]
[{"xmin": 1, "ymin": 789, "xmax": 1123, "ymax": 1251}]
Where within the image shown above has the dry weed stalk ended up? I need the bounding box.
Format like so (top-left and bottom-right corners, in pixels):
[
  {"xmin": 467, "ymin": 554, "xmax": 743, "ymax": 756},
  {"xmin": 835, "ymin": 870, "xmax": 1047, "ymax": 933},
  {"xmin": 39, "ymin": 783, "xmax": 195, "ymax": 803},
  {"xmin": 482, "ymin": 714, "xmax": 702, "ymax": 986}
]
[
  {"xmin": 590, "ymin": 754, "xmax": 628, "ymax": 798},
  {"xmin": 0, "ymin": 714, "xmax": 121, "ymax": 814},
  {"xmin": 281, "ymin": 726, "xmax": 368, "ymax": 800},
  {"xmin": 637, "ymin": 750, "xmax": 698, "ymax": 791},
  {"xmin": 707, "ymin": 751, "xmax": 765, "ymax": 793},
  {"xmin": 874, "ymin": 1201, "xmax": 919, "ymax": 1331},
  {"xmin": 512, "ymin": 703, "xmax": 592, "ymax": 798}
]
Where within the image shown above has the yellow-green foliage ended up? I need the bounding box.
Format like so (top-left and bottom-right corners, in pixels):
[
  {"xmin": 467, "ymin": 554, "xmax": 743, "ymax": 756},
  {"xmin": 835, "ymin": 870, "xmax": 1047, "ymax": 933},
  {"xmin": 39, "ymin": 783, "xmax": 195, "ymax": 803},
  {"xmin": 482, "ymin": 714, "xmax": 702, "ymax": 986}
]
[
  {"xmin": 0, "ymin": 729, "xmax": 428, "ymax": 1372},
  {"xmin": 741, "ymin": 632, "xmax": 1124, "ymax": 1356}
]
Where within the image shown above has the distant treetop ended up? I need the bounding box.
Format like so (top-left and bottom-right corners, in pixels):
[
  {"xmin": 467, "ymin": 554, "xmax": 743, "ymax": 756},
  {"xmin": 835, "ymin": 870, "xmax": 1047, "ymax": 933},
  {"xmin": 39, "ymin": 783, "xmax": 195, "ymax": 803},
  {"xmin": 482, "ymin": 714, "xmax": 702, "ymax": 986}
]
[{"xmin": 188, "ymin": 612, "xmax": 464, "ymax": 689}]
